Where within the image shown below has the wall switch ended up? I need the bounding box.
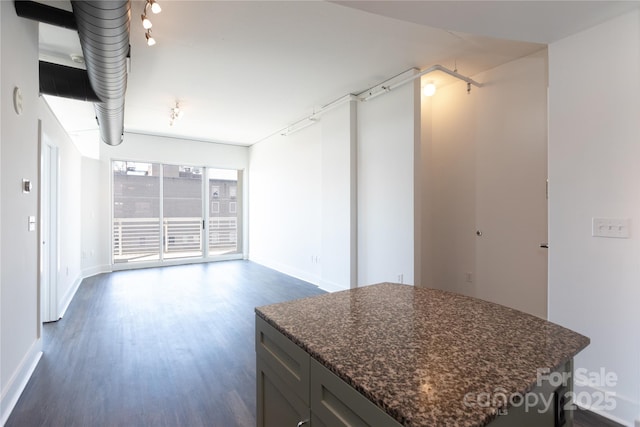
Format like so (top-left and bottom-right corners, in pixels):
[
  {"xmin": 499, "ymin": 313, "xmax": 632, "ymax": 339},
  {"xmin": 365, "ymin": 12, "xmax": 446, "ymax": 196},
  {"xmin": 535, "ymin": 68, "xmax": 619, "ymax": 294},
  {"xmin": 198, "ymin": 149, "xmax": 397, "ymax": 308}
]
[
  {"xmin": 28, "ymin": 216, "xmax": 36, "ymax": 232},
  {"xmin": 592, "ymin": 218, "xmax": 630, "ymax": 238},
  {"xmin": 465, "ymin": 272, "xmax": 473, "ymax": 283}
]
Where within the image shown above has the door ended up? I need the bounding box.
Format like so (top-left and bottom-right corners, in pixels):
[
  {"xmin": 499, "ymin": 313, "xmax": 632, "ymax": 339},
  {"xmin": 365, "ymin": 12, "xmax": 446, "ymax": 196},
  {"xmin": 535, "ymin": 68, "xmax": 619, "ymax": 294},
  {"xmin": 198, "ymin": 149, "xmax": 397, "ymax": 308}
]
[
  {"xmin": 112, "ymin": 161, "xmax": 243, "ymax": 265},
  {"xmin": 40, "ymin": 136, "xmax": 59, "ymax": 322},
  {"xmin": 474, "ymin": 57, "xmax": 548, "ymax": 319},
  {"xmin": 207, "ymin": 168, "xmax": 241, "ymax": 257},
  {"xmin": 162, "ymin": 164, "xmax": 203, "ymax": 259},
  {"xmin": 112, "ymin": 161, "xmax": 161, "ymax": 263}
]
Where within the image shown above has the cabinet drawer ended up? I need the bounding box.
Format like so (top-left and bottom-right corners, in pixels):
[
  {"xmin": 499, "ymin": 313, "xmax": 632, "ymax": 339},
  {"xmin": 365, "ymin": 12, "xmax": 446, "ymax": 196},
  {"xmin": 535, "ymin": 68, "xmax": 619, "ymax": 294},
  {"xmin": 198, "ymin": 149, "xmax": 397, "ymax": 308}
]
[
  {"xmin": 310, "ymin": 358, "xmax": 402, "ymax": 427},
  {"xmin": 256, "ymin": 316, "xmax": 310, "ymax": 405}
]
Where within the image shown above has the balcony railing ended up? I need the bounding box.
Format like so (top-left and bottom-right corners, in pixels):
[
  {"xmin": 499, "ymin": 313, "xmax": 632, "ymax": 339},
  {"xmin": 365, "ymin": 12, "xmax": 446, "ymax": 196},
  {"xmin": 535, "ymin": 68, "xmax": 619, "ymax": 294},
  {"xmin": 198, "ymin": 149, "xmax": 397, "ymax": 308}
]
[{"xmin": 113, "ymin": 216, "xmax": 237, "ymax": 262}]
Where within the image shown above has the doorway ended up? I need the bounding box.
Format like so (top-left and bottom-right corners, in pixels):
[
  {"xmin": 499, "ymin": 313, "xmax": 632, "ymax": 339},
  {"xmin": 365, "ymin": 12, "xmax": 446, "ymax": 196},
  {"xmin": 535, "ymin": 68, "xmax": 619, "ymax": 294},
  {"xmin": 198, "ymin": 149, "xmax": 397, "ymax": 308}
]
[
  {"xmin": 111, "ymin": 161, "xmax": 243, "ymax": 266},
  {"xmin": 40, "ymin": 131, "xmax": 59, "ymax": 322}
]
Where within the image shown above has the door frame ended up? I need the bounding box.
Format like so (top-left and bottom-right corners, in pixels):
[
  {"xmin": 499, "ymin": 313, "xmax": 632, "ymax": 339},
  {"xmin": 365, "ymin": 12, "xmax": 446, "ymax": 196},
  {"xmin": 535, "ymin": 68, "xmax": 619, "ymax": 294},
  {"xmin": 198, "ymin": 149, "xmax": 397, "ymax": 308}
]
[{"xmin": 39, "ymin": 128, "xmax": 59, "ymax": 322}]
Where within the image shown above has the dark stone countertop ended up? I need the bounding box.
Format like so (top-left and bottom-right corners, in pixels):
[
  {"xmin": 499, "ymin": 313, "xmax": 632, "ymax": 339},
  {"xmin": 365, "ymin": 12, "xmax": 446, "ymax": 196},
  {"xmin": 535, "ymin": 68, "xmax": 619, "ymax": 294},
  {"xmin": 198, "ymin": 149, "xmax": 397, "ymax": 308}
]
[{"xmin": 255, "ymin": 283, "xmax": 589, "ymax": 427}]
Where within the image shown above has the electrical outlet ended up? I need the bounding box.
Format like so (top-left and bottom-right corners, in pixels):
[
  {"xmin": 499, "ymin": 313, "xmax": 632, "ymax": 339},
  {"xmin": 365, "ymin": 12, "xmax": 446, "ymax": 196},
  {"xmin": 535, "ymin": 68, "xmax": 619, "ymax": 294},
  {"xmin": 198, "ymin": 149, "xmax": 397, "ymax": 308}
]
[
  {"xmin": 592, "ymin": 218, "xmax": 630, "ymax": 238},
  {"xmin": 465, "ymin": 272, "xmax": 473, "ymax": 283},
  {"xmin": 398, "ymin": 274, "xmax": 403, "ymax": 284}
]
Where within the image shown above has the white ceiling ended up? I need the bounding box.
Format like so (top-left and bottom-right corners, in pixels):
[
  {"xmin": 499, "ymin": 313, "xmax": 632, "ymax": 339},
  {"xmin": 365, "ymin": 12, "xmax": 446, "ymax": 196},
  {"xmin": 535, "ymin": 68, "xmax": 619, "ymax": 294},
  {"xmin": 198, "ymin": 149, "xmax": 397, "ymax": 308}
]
[{"xmin": 38, "ymin": 0, "xmax": 639, "ymax": 148}]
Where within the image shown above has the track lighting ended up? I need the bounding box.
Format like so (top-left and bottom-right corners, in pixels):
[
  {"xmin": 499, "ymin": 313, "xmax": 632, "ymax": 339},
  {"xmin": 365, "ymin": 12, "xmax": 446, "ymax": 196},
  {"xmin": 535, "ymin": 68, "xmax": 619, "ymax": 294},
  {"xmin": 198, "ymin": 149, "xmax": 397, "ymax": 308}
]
[
  {"xmin": 141, "ymin": 13, "xmax": 152, "ymax": 29},
  {"xmin": 170, "ymin": 102, "xmax": 184, "ymax": 126},
  {"xmin": 360, "ymin": 65, "xmax": 482, "ymax": 102},
  {"xmin": 281, "ymin": 117, "xmax": 318, "ymax": 136},
  {"xmin": 142, "ymin": 0, "xmax": 161, "ymax": 46},
  {"xmin": 422, "ymin": 83, "xmax": 436, "ymax": 97},
  {"xmin": 149, "ymin": 0, "xmax": 162, "ymax": 14},
  {"xmin": 145, "ymin": 30, "xmax": 156, "ymax": 46}
]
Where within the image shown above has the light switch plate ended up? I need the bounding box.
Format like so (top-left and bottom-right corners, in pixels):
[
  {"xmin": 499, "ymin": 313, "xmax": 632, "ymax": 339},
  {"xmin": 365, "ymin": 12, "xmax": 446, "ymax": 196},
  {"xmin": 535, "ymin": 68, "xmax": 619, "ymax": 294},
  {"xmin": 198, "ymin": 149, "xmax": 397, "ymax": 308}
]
[{"xmin": 592, "ymin": 218, "xmax": 630, "ymax": 238}]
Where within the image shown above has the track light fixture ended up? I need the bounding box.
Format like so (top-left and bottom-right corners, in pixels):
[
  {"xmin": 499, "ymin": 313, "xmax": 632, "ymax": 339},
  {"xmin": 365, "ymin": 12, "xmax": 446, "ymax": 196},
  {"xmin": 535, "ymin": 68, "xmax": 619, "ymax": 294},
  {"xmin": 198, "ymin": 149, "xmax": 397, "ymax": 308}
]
[
  {"xmin": 149, "ymin": 0, "xmax": 162, "ymax": 14},
  {"xmin": 422, "ymin": 82, "xmax": 436, "ymax": 97},
  {"xmin": 145, "ymin": 30, "xmax": 156, "ymax": 46},
  {"xmin": 170, "ymin": 102, "xmax": 184, "ymax": 126},
  {"xmin": 141, "ymin": 13, "xmax": 152, "ymax": 29},
  {"xmin": 142, "ymin": 0, "xmax": 161, "ymax": 46}
]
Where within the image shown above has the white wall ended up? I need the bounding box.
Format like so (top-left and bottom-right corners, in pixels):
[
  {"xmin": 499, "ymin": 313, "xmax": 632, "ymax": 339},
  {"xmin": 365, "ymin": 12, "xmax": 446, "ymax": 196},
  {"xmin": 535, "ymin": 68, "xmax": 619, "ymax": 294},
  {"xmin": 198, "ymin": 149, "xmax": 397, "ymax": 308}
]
[
  {"xmin": 548, "ymin": 10, "xmax": 640, "ymax": 426},
  {"xmin": 81, "ymin": 157, "xmax": 107, "ymax": 277},
  {"xmin": 248, "ymin": 101, "xmax": 358, "ymax": 292},
  {"xmin": 39, "ymin": 99, "xmax": 84, "ymax": 318},
  {"xmin": 249, "ymin": 122, "xmax": 323, "ymax": 285},
  {"xmin": 0, "ymin": 3, "xmax": 42, "ymax": 423},
  {"xmin": 424, "ymin": 50, "xmax": 549, "ymax": 319},
  {"xmin": 358, "ymin": 81, "xmax": 418, "ymax": 286},
  {"xmin": 250, "ymin": 82, "xmax": 419, "ymax": 290},
  {"xmin": 94, "ymin": 132, "xmax": 250, "ymax": 270},
  {"xmin": 425, "ymin": 79, "xmax": 477, "ymax": 294},
  {"xmin": 321, "ymin": 102, "xmax": 357, "ymax": 291}
]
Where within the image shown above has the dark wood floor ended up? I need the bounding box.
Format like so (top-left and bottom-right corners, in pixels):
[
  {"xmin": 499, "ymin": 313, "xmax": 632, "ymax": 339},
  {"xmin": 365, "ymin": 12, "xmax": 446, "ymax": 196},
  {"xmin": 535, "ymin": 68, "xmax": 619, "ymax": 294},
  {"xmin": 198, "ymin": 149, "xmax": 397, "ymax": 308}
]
[
  {"xmin": 574, "ymin": 407, "xmax": 624, "ymax": 427},
  {"xmin": 6, "ymin": 261, "xmax": 325, "ymax": 427},
  {"xmin": 7, "ymin": 260, "xmax": 621, "ymax": 427}
]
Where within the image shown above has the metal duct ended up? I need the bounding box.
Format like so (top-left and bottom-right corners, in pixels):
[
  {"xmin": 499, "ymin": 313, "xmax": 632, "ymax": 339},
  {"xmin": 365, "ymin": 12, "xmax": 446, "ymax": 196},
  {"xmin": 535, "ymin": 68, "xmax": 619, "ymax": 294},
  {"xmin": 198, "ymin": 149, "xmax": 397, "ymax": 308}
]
[
  {"xmin": 39, "ymin": 61, "xmax": 101, "ymax": 102},
  {"xmin": 71, "ymin": 1, "xmax": 131, "ymax": 146}
]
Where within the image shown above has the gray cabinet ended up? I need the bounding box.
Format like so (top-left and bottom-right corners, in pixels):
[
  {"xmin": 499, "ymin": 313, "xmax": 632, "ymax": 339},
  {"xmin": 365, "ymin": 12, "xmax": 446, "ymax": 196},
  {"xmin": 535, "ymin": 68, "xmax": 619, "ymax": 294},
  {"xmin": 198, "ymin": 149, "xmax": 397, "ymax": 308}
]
[
  {"xmin": 256, "ymin": 315, "xmax": 574, "ymax": 427},
  {"xmin": 309, "ymin": 358, "xmax": 402, "ymax": 427},
  {"xmin": 256, "ymin": 316, "xmax": 401, "ymax": 427},
  {"xmin": 256, "ymin": 316, "xmax": 310, "ymax": 426}
]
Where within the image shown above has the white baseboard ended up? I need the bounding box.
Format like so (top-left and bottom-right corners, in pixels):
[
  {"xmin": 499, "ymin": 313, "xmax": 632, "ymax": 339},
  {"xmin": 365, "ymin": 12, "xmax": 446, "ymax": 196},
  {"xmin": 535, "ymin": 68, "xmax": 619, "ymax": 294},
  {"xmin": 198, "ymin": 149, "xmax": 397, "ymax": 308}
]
[
  {"xmin": 249, "ymin": 255, "xmax": 321, "ymax": 287},
  {"xmin": 110, "ymin": 255, "xmax": 243, "ymax": 272},
  {"xmin": 57, "ymin": 275, "xmax": 82, "ymax": 319},
  {"xmin": 0, "ymin": 339, "xmax": 43, "ymax": 426},
  {"xmin": 574, "ymin": 382, "xmax": 638, "ymax": 427},
  {"xmin": 318, "ymin": 278, "xmax": 349, "ymax": 293},
  {"xmin": 58, "ymin": 265, "xmax": 111, "ymax": 319},
  {"xmin": 81, "ymin": 264, "xmax": 111, "ymax": 279}
]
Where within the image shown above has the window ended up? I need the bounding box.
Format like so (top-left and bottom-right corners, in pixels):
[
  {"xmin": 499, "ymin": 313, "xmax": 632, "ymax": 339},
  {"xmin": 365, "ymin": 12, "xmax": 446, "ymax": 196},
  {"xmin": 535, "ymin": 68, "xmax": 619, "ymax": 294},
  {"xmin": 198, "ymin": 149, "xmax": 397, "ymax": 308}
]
[
  {"xmin": 162, "ymin": 164, "xmax": 203, "ymax": 259},
  {"xmin": 112, "ymin": 161, "xmax": 242, "ymax": 265},
  {"xmin": 208, "ymin": 168, "xmax": 240, "ymax": 255},
  {"xmin": 112, "ymin": 161, "xmax": 160, "ymax": 263}
]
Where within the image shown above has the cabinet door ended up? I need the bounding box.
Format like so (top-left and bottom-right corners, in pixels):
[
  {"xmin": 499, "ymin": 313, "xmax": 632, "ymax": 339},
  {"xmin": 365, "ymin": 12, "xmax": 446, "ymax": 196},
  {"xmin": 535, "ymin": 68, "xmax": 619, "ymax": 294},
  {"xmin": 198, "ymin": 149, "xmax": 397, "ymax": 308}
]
[
  {"xmin": 310, "ymin": 358, "xmax": 402, "ymax": 427},
  {"xmin": 256, "ymin": 316, "xmax": 310, "ymax": 427},
  {"xmin": 488, "ymin": 360, "xmax": 574, "ymax": 427},
  {"xmin": 257, "ymin": 357, "xmax": 309, "ymax": 427}
]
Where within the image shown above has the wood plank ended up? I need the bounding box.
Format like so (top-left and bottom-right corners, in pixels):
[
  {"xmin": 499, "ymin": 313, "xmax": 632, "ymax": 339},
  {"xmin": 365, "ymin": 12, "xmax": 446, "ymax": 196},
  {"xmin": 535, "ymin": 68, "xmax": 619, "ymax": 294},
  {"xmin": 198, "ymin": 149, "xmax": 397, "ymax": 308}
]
[{"xmin": 6, "ymin": 260, "xmax": 325, "ymax": 427}]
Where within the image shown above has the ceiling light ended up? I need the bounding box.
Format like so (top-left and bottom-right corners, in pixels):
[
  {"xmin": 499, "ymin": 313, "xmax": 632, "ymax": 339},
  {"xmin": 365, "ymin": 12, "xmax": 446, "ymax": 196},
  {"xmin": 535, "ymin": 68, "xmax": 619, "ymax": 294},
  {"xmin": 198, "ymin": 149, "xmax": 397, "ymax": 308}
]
[
  {"xmin": 141, "ymin": 14, "xmax": 152, "ymax": 29},
  {"xmin": 143, "ymin": 0, "xmax": 162, "ymax": 46},
  {"xmin": 170, "ymin": 102, "xmax": 184, "ymax": 126},
  {"xmin": 145, "ymin": 30, "xmax": 156, "ymax": 46},
  {"xmin": 422, "ymin": 83, "xmax": 436, "ymax": 97},
  {"xmin": 149, "ymin": 0, "xmax": 161, "ymax": 14}
]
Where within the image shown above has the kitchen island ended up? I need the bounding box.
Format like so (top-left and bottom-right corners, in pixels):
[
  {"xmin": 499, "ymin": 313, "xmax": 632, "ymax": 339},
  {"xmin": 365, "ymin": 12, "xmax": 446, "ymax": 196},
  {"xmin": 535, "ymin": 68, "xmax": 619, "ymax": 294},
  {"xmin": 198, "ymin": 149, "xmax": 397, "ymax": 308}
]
[{"xmin": 255, "ymin": 283, "xmax": 589, "ymax": 427}]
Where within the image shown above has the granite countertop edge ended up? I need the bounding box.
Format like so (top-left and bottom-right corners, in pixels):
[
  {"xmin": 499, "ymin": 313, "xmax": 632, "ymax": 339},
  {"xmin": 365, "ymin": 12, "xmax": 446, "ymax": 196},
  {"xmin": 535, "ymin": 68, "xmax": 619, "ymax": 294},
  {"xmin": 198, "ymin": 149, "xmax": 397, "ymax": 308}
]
[{"xmin": 255, "ymin": 283, "xmax": 590, "ymax": 427}]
